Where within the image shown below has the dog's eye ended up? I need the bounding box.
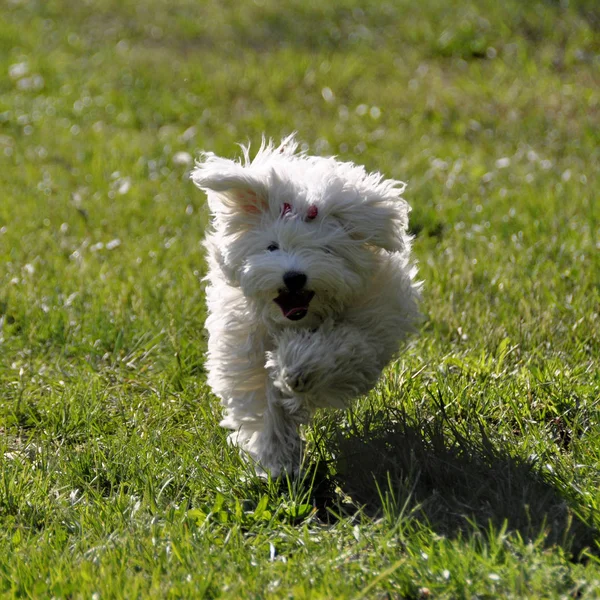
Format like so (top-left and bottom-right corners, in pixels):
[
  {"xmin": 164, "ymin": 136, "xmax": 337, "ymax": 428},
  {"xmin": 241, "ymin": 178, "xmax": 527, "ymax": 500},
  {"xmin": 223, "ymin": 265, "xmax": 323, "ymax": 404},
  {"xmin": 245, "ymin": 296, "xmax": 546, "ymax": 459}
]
[
  {"xmin": 323, "ymin": 246, "xmax": 333, "ymax": 254},
  {"xmin": 267, "ymin": 243, "xmax": 279, "ymax": 252}
]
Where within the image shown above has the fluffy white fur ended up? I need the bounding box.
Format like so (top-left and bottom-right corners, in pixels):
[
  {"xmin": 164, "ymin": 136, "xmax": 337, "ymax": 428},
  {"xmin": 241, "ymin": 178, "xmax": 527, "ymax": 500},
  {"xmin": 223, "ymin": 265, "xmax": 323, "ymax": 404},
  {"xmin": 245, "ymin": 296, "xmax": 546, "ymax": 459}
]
[{"xmin": 192, "ymin": 135, "xmax": 421, "ymax": 477}]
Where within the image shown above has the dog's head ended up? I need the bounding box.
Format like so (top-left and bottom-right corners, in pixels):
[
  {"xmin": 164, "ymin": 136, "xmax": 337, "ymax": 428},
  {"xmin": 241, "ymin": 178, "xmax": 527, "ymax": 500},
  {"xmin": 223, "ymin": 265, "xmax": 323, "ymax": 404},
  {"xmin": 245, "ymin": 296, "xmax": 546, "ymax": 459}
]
[{"xmin": 192, "ymin": 135, "xmax": 411, "ymax": 326}]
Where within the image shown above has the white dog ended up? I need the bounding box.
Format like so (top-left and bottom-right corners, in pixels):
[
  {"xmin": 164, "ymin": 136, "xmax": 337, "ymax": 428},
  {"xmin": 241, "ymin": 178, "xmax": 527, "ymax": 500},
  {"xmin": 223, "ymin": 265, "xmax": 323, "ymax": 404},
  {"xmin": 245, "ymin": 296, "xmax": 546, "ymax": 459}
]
[{"xmin": 192, "ymin": 135, "xmax": 421, "ymax": 477}]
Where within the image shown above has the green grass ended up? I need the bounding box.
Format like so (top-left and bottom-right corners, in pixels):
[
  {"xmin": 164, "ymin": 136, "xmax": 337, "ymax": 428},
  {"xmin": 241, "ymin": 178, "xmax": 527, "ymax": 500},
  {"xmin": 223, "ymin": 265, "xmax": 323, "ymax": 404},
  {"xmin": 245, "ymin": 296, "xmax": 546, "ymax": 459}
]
[{"xmin": 1, "ymin": 0, "xmax": 599, "ymax": 597}]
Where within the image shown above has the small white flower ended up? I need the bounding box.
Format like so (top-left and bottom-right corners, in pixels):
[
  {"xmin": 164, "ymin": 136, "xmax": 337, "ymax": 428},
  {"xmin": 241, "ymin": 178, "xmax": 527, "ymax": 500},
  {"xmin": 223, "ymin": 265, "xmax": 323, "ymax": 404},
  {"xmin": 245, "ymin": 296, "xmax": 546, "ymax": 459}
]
[
  {"xmin": 369, "ymin": 106, "xmax": 381, "ymax": 119},
  {"xmin": 321, "ymin": 87, "xmax": 334, "ymax": 103},
  {"xmin": 106, "ymin": 239, "xmax": 121, "ymax": 250},
  {"xmin": 117, "ymin": 178, "xmax": 131, "ymax": 195},
  {"xmin": 173, "ymin": 151, "xmax": 193, "ymax": 166},
  {"xmin": 9, "ymin": 62, "xmax": 28, "ymax": 79},
  {"xmin": 180, "ymin": 126, "xmax": 197, "ymax": 142}
]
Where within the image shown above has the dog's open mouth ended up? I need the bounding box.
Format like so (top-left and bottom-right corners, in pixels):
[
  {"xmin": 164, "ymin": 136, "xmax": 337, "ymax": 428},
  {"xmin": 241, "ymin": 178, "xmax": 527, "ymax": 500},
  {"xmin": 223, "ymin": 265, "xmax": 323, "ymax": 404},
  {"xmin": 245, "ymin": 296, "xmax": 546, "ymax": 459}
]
[{"xmin": 274, "ymin": 290, "xmax": 315, "ymax": 321}]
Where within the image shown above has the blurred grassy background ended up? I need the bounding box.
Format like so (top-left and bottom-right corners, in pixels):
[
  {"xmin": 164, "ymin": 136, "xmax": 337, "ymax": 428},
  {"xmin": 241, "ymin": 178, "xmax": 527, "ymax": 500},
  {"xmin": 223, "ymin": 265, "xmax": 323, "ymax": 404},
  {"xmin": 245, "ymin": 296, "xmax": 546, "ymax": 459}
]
[{"xmin": 1, "ymin": 0, "xmax": 597, "ymax": 365}]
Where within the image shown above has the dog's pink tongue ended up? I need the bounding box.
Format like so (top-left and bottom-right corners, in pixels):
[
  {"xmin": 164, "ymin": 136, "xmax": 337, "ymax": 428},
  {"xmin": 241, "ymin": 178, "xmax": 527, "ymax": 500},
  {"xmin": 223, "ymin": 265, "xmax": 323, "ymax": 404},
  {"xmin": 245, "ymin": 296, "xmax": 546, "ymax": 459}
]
[
  {"xmin": 284, "ymin": 306, "xmax": 308, "ymax": 320},
  {"xmin": 274, "ymin": 290, "xmax": 314, "ymax": 321}
]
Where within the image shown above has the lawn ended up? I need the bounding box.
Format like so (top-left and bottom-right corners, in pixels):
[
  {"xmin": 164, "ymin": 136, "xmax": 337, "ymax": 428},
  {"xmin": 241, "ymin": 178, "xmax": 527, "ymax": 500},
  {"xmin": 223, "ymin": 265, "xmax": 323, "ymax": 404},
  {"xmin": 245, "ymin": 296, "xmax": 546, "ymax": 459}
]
[{"xmin": 1, "ymin": 0, "xmax": 599, "ymax": 597}]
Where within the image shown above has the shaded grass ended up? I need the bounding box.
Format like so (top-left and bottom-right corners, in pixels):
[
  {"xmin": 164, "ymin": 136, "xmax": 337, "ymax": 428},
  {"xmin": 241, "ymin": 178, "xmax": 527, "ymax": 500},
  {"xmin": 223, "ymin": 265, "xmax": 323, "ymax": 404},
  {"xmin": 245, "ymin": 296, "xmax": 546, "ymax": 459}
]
[{"xmin": 322, "ymin": 404, "xmax": 597, "ymax": 556}]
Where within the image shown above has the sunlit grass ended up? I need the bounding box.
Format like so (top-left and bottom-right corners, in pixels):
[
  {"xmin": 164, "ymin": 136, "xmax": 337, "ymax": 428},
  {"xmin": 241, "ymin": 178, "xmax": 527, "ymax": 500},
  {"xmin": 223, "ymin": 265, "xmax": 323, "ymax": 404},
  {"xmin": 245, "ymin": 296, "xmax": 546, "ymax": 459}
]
[{"xmin": 1, "ymin": 0, "xmax": 599, "ymax": 597}]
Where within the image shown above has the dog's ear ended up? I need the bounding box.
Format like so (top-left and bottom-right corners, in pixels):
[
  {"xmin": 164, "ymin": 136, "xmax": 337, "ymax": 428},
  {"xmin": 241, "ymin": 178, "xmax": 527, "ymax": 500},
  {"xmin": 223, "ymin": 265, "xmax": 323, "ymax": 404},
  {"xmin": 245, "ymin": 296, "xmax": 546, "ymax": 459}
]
[
  {"xmin": 191, "ymin": 154, "xmax": 268, "ymax": 216},
  {"xmin": 330, "ymin": 178, "xmax": 410, "ymax": 252}
]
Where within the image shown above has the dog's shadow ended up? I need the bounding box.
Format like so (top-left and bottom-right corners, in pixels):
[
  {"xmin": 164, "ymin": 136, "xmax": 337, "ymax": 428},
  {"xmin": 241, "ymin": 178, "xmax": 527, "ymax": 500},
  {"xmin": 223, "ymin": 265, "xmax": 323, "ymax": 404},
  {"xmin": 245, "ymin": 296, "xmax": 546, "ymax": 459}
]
[{"xmin": 308, "ymin": 408, "xmax": 598, "ymax": 559}]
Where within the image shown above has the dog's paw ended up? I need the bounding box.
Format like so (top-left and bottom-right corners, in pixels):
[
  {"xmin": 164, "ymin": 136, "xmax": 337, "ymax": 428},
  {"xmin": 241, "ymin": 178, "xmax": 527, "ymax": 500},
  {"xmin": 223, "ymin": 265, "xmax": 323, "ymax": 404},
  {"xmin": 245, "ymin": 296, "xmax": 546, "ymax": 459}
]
[
  {"xmin": 279, "ymin": 366, "xmax": 313, "ymax": 395},
  {"xmin": 266, "ymin": 345, "xmax": 316, "ymax": 397},
  {"xmin": 249, "ymin": 426, "xmax": 302, "ymax": 479}
]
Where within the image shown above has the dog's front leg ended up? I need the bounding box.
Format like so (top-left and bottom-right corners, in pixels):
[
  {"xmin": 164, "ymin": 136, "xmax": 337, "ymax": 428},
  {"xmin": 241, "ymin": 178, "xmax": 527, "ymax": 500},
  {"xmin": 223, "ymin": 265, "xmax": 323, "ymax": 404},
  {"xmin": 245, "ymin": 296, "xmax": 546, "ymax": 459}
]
[
  {"xmin": 248, "ymin": 384, "xmax": 308, "ymax": 477},
  {"xmin": 268, "ymin": 323, "xmax": 384, "ymax": 410}
]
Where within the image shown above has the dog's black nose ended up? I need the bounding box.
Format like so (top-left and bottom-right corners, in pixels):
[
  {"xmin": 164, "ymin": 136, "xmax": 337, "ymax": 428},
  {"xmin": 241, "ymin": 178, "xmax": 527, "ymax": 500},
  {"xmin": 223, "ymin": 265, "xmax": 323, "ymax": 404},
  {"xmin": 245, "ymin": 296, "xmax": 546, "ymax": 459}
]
[{"xmin": 283, "ymin": 271, "xmax": 307, "ymax": 292}]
